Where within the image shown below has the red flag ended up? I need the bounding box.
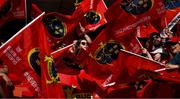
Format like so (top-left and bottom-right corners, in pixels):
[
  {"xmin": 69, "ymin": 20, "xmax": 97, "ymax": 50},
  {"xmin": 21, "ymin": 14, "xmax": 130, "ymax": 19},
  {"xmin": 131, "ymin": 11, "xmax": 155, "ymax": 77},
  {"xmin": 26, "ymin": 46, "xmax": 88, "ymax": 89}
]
[
  {"xmin": 83, "ymin": 48, "xmax": 163, "ymax": 88},
  {"xmin": 160, "ymin": 7, "xmax": 180, "ymax": 28},
  {"xmin": 105, "ymin": 85, "xmax": 137, "ymax": 98},
  {"xmin": 30, "ymin": 3, "xmax": 42, "ymax": 19},
  {"xmin": 0, "ymin": 0, "xmax": 25, "ymax": 27},
  {"xmin": 136, "ymin": 22, "xmax": 158, "ymax": 38},
  {"xmin": 50, "ymin": 43, "xmax": 83, "ymax": 75},
  {"xmin": 54, "ymin": 48, "xmax": 86, "ymax": 75},
  {"xmin": 105, "ymin": 0, "xmax": 166, "ymax": 35},
  {"xmin": 137, "ymin": 80, "xmax": 174, "ymax": 98},
  {"xmin": 0, "ymin": 13, "xmax": 45, "ymax": 97},
  {"xmin": 51, "ymin": 44, "xmax": 73, "ymax": 59},
  {"xmin": 76, "ymin": 0, "xmax": 107, "ymax": 35},
  {"xmin": 43, "ymin": 12, "xmax": 78, "ymax": 51},
  {"xmin": 39, "ymin": 13, "xmax": 65, "ymax": 98}
]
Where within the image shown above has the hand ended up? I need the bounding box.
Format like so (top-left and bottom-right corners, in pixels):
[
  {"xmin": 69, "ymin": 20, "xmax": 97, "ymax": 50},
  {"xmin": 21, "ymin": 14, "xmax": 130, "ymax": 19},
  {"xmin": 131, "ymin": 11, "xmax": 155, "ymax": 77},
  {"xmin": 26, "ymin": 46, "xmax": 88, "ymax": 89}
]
[
  {"xmin": 142, "ymin": 48, "xmax": 148, "ymax": 54},
  {"xmin": 165, "ymin": 64, "xmax": 179, "ymax": 69},
  {"xmin": 2, "ymin": 74, "xmax": 13, "ymax": 86}
]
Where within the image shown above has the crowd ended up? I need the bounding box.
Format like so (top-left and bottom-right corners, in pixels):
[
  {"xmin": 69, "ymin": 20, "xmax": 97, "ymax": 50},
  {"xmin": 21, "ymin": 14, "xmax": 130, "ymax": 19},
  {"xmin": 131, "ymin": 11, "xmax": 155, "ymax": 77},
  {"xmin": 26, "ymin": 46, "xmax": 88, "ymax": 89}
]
[{"xmin": 0, "ymin": 0, "xmax": 179, "ymax": 98}]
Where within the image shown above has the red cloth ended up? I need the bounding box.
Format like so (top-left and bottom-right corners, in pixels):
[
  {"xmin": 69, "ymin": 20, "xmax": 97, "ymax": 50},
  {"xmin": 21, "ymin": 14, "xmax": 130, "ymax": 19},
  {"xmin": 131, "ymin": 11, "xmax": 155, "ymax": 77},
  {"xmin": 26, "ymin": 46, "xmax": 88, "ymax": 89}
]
[
  {"xmin": 39, "ymin": 13, "xmax": 65, "ymax": 98},
  {"xmin": 83, "ymin": 48, "xmax": 163, "ymax": 88},
  {"xmin": 0, "ymin": 0, "xmax": 25, "ymax": 27},
  {"xmin": 75, "ymin": 0, "xmax": 107, "ymax": 35},
  {"xmin": 0, "ymin": 0, "xmax": 7, "ymax": 9},
  {"xmin": 105, "ymin": 0, "xmax": 165, "ymax": 36},
  {"xmin": 169, "ymin": 36, "xmax": 180, "ymax": 43},
  {"xmin": 160, "ymin": 7, "xmax": 180, "ymax": 29},
  {"xmin": 136, "ymin": 22, "xmax": 158, "ymax": 38},
  {"xmin": 43, "ymin": 12, "xmax": 78, "ymax": 51},
  {"xmin": 0, "ymin": 13, "xmax": 44, "ymax": 97},
  {"xmin": 55, "ymin": 49, "xmax": 87, "ymax": 75},
  {"xmin": 138, "ymin": 81, "xmax": 174, "ymax": 98},
  {"xmin": 105, "ymin": 85, "xmax": 137, "ymax": 98},
  {"xmin": 30, "ymin": 4, "xmax": 42, "ymax": 19}
]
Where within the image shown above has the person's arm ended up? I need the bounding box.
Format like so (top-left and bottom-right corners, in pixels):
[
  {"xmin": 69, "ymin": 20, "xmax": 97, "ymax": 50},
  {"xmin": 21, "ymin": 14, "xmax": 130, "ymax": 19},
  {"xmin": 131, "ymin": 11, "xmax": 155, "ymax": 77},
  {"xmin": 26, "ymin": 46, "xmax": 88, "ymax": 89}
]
[
  {"xmin": 0, "ymin": 73, "xmax": 13, "ymax": 86},
  {"xmin": 0, "ymin": 67, "xmax": 8, "ymax": 74},
  {"xmin": 165, "ymin": 64, "xmax": 179, "ymax": 69},
  {"xmin": 84, "ymin": 34, "xmax": 92, "ymax": 44},
  {"xmin": 142, "ymin": 48, "xmax": 153, "ymax": 60}
]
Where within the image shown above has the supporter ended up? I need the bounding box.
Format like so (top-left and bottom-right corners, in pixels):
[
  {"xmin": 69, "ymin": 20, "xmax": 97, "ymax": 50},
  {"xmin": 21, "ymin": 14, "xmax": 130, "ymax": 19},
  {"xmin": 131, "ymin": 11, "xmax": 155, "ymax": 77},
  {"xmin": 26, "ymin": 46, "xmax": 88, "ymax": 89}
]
[
  {"xmin": 70, "ymin": 33, "xmax": 92, "ymax": 54},
  {"xmin": 145, "ymin": 32, "xmax": 170, "ymax": 63},
  {"xmin": 141, "ymin": 48, "xmax": 153, "ymax": 60},
  {"xmin": 166, "ymin": 37, "xmax": 180, "ymax": 69},
  {"xmin": 0, "ymin": 59, "xmax": 13, "ymax": 97},
  {"xmin": 161, "ymin": 28, "xmax": 174, "ymax": 39},
  {"xmin": 0, "ymin": 41, "xmax": 13, "ymax": 97}
]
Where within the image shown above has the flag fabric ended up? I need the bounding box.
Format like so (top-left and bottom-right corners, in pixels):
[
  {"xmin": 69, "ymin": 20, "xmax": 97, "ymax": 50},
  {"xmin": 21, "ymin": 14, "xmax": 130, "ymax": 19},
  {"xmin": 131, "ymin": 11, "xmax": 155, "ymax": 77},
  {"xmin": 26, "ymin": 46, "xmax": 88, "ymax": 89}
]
[
  {"xmin": 82, "ymin": 26, "xmax": 143, "ymax": 79},
  {"xmin": 50, "ymin": 43, "xmax": 84, "ymax": 75},
  {"xmin": 137, "ymin": 80, "xmax": 174, "ymax": 98},
  {"xmin": 75, "ymin": 0, "xmax": 108, "ymax": 35},
  {"xmin": 0, "ymin": 0, "xmax": 25, "ymax": 27},
  {"xmin": 42, "ymin": 12, "xmax": 78, "ymax": 51},
  {"xmin": 51, "ymin": 44, "xmax": 73, "ymax": 59},
  {"xmin": 160, "ymin": 7, "xmax": 180, "ymax": 30},
  {"xmin": 39, "ymin": 13, "xmax": 65, "ymax": 98},
  {"xmin": 106, "ymin": 0, "xmax": 166, "ymax": 22},
  {"xmin": 136, "ymin": 22, "xmax": 158, "ymax": 38},
  {"xmin": 0, "ymin": 13, "xmax": 45, "ymax": 97},
  {"xmin": 30, "ymin": 3, "xmax": 42, "ymax": 19},
  {"xmin": 83, "ymin": 48, "xmax": 164, "ymax": 88},
  {"xmin": 54, "ymin": 48, "xmax": 86, "ymax": 75},
  {"xmin": 105, "ymin": 85, "xmax": 137, "ymax": 98},
  {"xmin": 105, "ymin": 0, "xmax": 166, "ymax": 35}
]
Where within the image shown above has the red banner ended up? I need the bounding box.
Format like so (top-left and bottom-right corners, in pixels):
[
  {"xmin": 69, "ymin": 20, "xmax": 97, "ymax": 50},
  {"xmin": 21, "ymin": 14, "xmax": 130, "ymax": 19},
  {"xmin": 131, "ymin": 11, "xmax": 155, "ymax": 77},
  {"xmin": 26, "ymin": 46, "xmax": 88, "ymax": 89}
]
[
  {"xmin": 0, "ymin": 0, "xmax": 25, "ymax": 27},
  {"xmin": 30, "ymin": 3, "xmax": 42, "ymax": 19},
  {"xmin": 160, "ymin": 7, "xmax": 180, "ymax": 29},
  {"xmin": 39, "ymin": 13, "xmax": 65, "ymax": 98},
  {"xmin": 136, "ymin": 22, "xmax": 158, "ymax": 38},
  {"xmin": 0, "ymin": 13, "xmax": 45, "ymax": 97},
  {"xmin": 105, "ymin": 0, "xmax": 166, "ymax": 35},
  {"xmin": 43, "ymin": 12, "xmax": 78, "ymax": 51},
  {"xmin": 83, "ymin": 48, "xmax": 163, "ymax": 88},
  {"xmin": 76, "ymin": 0, "xmax": 107, "ymax": 35}
]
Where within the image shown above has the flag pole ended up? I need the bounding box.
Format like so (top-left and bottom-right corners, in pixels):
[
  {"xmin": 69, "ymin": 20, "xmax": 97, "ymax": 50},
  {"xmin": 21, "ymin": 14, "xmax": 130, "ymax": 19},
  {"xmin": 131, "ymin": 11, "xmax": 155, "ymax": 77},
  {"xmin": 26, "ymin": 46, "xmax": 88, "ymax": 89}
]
[
  {"xmin": 136, "ymin": 37, "xmax": 143, "ymax": 49},
  {"xmin": 120, "ymin": 49, "xmax": 165, "ymax": 66},
  {"xmin": 0, "ymin": 12, "xmax": 45, "ymax": 49},
  {"xmin": 51, "ymin": 44, "xmax": 73, "ymax": 55},
  {"xmin": 90, "ymin": 0, "xmax": 93, "ymax": 9}
]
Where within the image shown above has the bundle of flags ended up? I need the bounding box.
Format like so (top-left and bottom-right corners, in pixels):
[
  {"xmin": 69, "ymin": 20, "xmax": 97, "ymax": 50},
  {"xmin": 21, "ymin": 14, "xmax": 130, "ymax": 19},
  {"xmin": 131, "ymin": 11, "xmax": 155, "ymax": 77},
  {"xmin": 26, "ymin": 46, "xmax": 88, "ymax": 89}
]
[{"xmin": 0, "ymin": 0, "xmax": 180, "ymax": 98}]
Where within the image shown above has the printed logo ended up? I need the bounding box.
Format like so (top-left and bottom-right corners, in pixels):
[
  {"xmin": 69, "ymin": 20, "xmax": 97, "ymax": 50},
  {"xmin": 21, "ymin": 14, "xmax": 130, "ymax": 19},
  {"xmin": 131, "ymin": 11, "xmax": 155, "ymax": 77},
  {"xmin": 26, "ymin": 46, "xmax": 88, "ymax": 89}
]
[
  {"xmin": 44, "ymin": 55, "xmax": 60, "ymax": 84},
  {"xmin": 43, "ymin": 15, "xmax": 67, "ymax": 39},
  {"xmin": 28, "ymin": 48, "xmax": 41, "ymax": 76},
  {"xmin": 120, "ymin": 0, "xmax": 153, "ymax": 15},
  {"xmin": 84, "ymin": 10, "xmax": 101, "ymax": 24},
  {"xmin": 64, "ymin": 86, "xmax": 92, "ymax": 98},
  {"xmin": 91, "ymin": 40, "xmax": 124, "ymax": 64}
]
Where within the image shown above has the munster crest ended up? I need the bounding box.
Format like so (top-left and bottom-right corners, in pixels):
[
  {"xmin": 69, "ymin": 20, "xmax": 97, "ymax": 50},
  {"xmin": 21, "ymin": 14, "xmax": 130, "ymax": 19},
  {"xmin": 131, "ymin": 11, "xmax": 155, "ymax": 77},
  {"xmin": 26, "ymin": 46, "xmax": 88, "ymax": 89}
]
[
  {"xmin": 28, "ymin": 48, "xmax": 41, "ymax": 76},
  {"xmin": 44, "ymin": 55, "xmax": 60, "ymax": 84},
  {"xmin": 92, "ymin": 40, "xmax": 124, "ymax": 64},
  {"xmin": 43, "ymin": 15, "xmax": 67, "ymax": 39},
  {"xmin": 120, "ymin": 0, "xmax": 152, "ymax": 15},
  {"xmin": 84, "ymin": 10, "xmax": 101, "ymax": 24}
]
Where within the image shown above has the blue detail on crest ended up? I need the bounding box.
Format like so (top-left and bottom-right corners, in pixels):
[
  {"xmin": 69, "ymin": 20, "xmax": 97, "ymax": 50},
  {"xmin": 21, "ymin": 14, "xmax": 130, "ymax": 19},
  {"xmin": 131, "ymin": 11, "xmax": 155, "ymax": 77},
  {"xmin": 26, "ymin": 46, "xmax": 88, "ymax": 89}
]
[
  {"xmin": 120, "ymin": 0, "xmax": 152, "ymax": 15},
  {"xmin": 85, "ymin": 11, "xmax": 100, "ymax": 24}
]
